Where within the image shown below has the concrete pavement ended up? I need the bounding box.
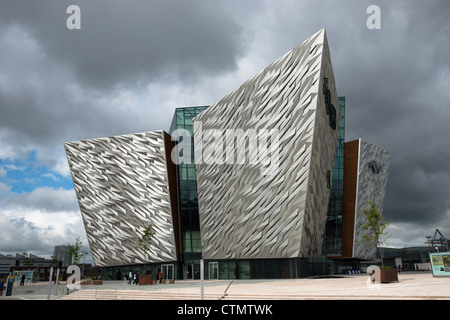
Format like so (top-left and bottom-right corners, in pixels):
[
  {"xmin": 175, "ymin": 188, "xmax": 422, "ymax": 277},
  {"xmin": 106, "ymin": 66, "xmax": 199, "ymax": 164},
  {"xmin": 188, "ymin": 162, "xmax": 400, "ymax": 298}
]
[{"xmin": 1, "ymin": 271, "xmax": 449, "ymax": 300}]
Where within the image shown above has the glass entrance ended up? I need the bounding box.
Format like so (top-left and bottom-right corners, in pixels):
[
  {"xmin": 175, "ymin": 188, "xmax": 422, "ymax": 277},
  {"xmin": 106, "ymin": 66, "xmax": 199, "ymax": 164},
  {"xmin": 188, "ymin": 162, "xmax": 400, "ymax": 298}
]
[
  {"xmin": 208, "ymin": 262, "xmax": 218, "ymax": 280},
  {"xmin": 183, "ymin": 263, "xmax": 194, "ymax": 280},
  {"xmin": 161, "ymin": 264, "xmax": 174, "ymax": 282}
]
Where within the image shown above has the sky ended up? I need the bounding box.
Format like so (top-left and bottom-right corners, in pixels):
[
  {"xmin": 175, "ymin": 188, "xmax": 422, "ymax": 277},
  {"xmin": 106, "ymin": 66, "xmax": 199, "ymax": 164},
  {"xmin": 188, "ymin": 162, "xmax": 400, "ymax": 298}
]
[{"xmin": 1, "ymin": 0, "xmax": 449, "ymax": 262}]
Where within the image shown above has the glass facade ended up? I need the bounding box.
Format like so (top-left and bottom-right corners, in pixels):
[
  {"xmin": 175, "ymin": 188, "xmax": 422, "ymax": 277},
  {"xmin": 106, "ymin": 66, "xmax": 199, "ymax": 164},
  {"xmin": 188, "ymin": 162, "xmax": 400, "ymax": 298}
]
[
  {"xmin": 169, "ymin": 106, "xmax": 208, "ymax": 279},
  {"xmin": 323, "ymin": 97, "xmax": 345, "ymax": 256},
  {"xmin": 202, "ymin": 258, "xmax": 311, "ymax": 280}
]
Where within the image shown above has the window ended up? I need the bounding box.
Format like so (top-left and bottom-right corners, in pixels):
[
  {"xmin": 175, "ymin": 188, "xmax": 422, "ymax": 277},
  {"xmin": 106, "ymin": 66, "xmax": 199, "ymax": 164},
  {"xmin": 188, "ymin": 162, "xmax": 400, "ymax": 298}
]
[
  {"xmin": 323, "ymin": 78, "xmax": 336, "ymax": 130},
  {"xmin": 329, "ymin": 104, "xmax": 336, "ymax": 130},
  {"xmin": 326, "ymin": 170, "xmax": 331, "ymax": 188}
]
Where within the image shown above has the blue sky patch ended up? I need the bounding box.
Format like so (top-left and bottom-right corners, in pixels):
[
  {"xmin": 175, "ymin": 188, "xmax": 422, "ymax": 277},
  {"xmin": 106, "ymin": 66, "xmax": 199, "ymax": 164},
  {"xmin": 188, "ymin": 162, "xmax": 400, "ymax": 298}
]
[{"xmin": 0, "ymin": 151, "xmax": 73, "ymax": 194}]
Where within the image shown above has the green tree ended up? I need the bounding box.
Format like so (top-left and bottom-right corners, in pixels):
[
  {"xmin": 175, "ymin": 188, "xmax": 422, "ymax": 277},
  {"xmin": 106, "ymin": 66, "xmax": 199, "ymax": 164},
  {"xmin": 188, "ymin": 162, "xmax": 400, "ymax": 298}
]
[
  {"xmin": 138, "ymin": 224, "xmax": 155, "ymax": 254},
  {"xmin": 50, "ymin": 255, "xmax": 59, "ymax": 267},
  {"xmin": 138, "ymin": 224, "xmax": 155, "ymax": 274},
  {"xmin": 21, "ymin": 252, "xmax": 34, "ymax": 267},
  {"xmin": 361, "ymin": 201, "xmax": 392, "ymax": 267},
  {"xmin": 68, "ymin": 236, "xmax": 88, "ymax": 265}
]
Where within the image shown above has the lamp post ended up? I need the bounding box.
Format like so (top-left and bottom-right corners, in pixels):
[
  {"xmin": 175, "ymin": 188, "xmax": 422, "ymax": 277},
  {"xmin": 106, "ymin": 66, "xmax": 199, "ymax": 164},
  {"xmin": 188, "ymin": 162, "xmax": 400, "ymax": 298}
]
[{"xmin": 200, "ymin": 258, "xmax": 204, "ymax": 300}]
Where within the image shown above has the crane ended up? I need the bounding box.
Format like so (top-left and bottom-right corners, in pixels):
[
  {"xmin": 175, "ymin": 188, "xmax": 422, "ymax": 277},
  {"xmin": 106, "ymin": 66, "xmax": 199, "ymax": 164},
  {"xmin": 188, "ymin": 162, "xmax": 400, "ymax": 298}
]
[{"xmin": 425, "ymin": 229, "xmax": 450, "ymax": 252}]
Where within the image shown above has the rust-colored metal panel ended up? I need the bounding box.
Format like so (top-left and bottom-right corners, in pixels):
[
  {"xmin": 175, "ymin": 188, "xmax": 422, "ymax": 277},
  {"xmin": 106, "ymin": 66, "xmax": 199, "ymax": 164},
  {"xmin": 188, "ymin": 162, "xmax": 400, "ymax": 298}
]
[
  {"xmin": 342, "ymin": 139, "xmax": 359, "ymax": 258},
  {"xmin": 164, "ymin": 131, "xmax": 181, "ymax": 261}
]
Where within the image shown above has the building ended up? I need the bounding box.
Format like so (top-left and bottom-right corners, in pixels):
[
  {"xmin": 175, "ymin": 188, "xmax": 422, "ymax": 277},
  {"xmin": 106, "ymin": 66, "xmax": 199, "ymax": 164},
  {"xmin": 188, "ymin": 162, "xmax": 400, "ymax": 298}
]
[
  {"xmin": 327, "ymin": 138, "xmax": 391, "ymax": 274},
  {"xmin": 65, "ymin": 130, "xmax": 180, "ymax": 276},
  {"xmin": 169, "ymin": 106, "xmax": 208, "ymax": 279},
  {"xmin": 0, "ymin": 252, "xmax": 69, "ymax": 281},
  {"xmin": 53, "ymin": 245, "xmax": 72, "ymax": 267},
  {"xmin": 65, "ymin": 29, "xmax": 390, "ymax": 279},
  {"xmin": 192, "ymin": 28, "xmax": 340, "ymax": 278}
]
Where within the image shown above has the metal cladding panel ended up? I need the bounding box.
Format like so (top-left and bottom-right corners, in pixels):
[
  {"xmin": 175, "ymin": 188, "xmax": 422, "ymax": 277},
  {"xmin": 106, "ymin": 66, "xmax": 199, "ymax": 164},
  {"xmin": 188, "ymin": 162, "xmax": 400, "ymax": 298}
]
[
  {"xmin": 353, "ymin": 139, "xmax": 391, "ymax": 260},
  {"xmin": 193, "ymin": 29, "xmax": 340, "ymax": 259},
  {"xmin": 65, "ymin": 131, "xmax": 178, "ymax": 267}
]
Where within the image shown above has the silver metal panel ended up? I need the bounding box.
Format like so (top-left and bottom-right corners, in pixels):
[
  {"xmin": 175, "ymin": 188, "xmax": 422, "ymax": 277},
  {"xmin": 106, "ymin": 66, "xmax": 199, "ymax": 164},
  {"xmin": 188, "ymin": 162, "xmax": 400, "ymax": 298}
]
[
  {"xmin": 353, "ymin": 139, "xmax": 391, "ymax": 260},
  {"xmin": 65, "ymin": 131, "xmax": 178, "ymax": 267},
  {"xmin": 194, "ymin": 29, "xmax": 340, "ymax": 259}
]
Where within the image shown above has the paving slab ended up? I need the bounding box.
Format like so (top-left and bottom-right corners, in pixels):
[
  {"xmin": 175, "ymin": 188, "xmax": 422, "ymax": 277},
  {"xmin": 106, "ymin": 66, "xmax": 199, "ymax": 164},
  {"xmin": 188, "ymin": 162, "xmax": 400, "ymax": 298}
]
[{"xmin": 1, "ymin": 271, "xmax": 449, "ymax": 300}]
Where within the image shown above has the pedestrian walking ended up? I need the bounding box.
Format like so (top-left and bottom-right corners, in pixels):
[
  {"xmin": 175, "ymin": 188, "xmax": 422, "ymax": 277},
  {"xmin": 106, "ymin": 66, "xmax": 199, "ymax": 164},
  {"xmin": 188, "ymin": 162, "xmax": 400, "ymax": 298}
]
[{"xmin": 157, "ymin": 269, "xmax": 163, "ymax": 284}]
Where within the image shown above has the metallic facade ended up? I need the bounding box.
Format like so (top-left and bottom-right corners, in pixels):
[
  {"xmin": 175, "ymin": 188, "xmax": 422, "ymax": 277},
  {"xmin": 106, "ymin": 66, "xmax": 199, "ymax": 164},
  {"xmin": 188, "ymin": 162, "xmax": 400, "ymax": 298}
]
[
  {"xmin": 352, "ymin": 139, "xmax": 391, "ymax": 260},
  {"xmin": 193, "ymin": 29, "xmax": 340, "ymax": 260},
  {"xmin": 65, "ymin": 131, "xmax": 180, "ymax": 267}
]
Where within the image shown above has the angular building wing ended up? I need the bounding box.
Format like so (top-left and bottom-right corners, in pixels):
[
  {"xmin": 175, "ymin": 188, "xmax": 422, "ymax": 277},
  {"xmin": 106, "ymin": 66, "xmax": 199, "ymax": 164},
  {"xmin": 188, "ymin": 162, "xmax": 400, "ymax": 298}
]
[
  {"xmin": 193, "ymin": 29, "xmax": 340, "ymax": 260},
  {"xmin": 342, "ymin": 139, "xmax": 391, "ymax": 260},
  {"xmin": 65, "ymin": 131, "xmax": 180, "ymax": 267}
]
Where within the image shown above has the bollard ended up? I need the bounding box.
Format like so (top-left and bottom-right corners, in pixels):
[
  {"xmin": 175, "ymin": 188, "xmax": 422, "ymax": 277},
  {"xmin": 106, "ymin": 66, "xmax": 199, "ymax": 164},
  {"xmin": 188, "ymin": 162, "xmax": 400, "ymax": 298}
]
[{"xmin": 47, "ymin": 267, "xmax": 54, "ymax": 300}]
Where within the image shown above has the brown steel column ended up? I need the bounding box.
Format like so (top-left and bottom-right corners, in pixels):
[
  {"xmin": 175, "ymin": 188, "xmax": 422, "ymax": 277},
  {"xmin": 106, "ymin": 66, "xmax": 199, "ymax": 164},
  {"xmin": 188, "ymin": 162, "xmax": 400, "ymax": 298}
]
[{"xmin": 342, "ymin": 139, "xmax": 359, "ymax": 258}]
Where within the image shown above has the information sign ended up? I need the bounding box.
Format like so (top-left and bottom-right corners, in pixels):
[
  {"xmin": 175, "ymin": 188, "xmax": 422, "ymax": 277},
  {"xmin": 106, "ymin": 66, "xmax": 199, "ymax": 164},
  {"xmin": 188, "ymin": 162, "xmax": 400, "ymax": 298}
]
[
  {"xmin": 5, "ymin": 276, "xmax": 14, "ymax": 296},
  {"xmin": 429, "ymin": 252, "xmax": 450, "ymax": 277}
]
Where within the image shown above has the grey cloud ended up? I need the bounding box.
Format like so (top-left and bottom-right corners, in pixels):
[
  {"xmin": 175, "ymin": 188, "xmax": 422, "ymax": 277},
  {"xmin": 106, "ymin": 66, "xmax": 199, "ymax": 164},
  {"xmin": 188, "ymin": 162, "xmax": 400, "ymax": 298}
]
[
  {"xmin": 0, "ymin": 0, "xmax": 250, "ymax": 90},
  {"xmin": 9, "ymin": 217, "xmax": 37, "ymax": 230},
  {"xmin": 0, "ymin": 0, "xmax": 262, "ymax": 173},
  {"xmin": 0, "ymin": 0, "xmax": 449, "ymax": 249}
]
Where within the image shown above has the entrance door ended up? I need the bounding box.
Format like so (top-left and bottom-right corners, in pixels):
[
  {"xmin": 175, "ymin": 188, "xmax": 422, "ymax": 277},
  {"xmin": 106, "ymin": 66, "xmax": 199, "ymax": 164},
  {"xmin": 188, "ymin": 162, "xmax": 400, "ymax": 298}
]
[
  {"xmin": 161, "ymin": 264, "xmax": 174, "ymax": 282},
  {"xmin": 208, "ymin": 262, "xmax": 219, "ymax": 280},
  {"xmin": 183, "ymin": 263, "xmax": 194, "ymax": 280}
]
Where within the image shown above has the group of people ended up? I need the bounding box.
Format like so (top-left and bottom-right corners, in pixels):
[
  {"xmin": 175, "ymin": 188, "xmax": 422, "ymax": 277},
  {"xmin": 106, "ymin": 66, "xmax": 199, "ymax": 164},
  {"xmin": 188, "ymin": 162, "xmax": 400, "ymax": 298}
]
[
  {"xmin": 123, "ymin": 271, "xmax": 140, "ymax": 285},
  {"xmin": 122, "ymin": 270, "xmax": 163, "ymax": 285}
]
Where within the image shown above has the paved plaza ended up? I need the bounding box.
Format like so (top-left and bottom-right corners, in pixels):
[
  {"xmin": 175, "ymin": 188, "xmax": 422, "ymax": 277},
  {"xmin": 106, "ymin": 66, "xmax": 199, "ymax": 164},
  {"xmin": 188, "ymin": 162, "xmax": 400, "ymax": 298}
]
[{"xmin": 1, "ymin": 271, "xmax": 449, "ymax": 300}]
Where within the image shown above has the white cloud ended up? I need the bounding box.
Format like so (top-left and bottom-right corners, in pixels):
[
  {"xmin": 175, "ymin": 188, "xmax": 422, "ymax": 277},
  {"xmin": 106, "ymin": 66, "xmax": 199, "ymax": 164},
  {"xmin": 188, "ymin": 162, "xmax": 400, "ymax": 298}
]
[
  {"xmin": 385, "ymin": 221, "xmax": 450, "ymax": 248},
  {"xmin": 0, "ymin": 182, "xmax": 11, "ymax": 192},
  {"xmin": 2, "ymin": 187, "xmax": 78, "ymax": 212},
  {"xmin": 0, "ymin": 186, "xmax": 89, "ymax": 259}
]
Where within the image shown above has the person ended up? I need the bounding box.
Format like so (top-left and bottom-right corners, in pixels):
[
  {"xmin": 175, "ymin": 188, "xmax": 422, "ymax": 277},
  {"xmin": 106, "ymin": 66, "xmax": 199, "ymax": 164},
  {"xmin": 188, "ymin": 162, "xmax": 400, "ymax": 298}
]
[
  {"xmin": 123, "ymin": 273, "xmax": 128, "ymax": 285},
  {"xmin": 234, "ymin": 263, "xmax": 240, "ymax": 279},
  {"xmin": 20, "ymin": 274, "xmax": 25, "ymax": 286},
  {"xmin": 128, "ymin": 272, "xmax": 133, "ymax": 285},
  {"xmin": 0, "ymin": 280, "xmax": 4, "ymax": 296},
  {"xmin": 134, "ymin": 271, "xmax": 139, "ymax": 285},
  {"xmin": 157, "ymin": 269, "xmax": 163, "ymax": 284}
]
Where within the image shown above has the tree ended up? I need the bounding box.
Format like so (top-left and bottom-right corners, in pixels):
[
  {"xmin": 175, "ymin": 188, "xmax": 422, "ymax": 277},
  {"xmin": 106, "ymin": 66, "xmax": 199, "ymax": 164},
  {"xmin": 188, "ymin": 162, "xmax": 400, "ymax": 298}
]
[
  {"xmin": 361, "ymin": 201, "xmax": 392, "ymax": 267},
  {"xmin": 50, "ymin": 255, "xmax": 59, "ymax": 267},
  {"xmin": 68, "ymin": 236, "xmax": 88, "ymax": 265},
  {"xmin": 138, "ymin": 224, "xmax": 155, "ymax": 254},
  {"xmin": 138, "ymin": 224, "xmax": 155, "ymax": 274},
  {"xmin": 21, "ymin": 252, "xmax": 34, "ymax": 267}
]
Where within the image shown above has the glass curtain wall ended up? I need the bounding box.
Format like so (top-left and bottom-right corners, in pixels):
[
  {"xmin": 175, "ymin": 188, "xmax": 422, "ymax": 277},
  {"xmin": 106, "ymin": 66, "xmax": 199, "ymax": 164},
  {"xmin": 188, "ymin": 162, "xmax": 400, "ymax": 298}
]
[
  {"xmin": 323, "ymin": 97, "xmax": 345, "ymax": 256},
  {"xmin": 169, "ymin": 106, "xmax": 208, "ymax": 279}
]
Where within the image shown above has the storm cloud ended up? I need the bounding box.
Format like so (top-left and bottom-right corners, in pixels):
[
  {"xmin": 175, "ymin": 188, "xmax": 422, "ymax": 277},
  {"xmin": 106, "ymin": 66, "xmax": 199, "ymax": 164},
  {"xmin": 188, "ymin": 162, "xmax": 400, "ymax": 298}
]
[{"xmin": 0, "ymin": 0, "xmax": 449, "ymax": 256}]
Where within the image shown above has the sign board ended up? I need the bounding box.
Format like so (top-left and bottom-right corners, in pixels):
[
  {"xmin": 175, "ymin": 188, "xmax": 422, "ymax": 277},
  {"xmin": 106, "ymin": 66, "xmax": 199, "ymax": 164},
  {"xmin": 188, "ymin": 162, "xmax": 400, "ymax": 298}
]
[
  {"xmin": 5, "ymin": 276, "xmax": 14, "ymax": 296},
  {"xmin": 429, "ymin": 252, "xmax": 450, "ymax": 277}
]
